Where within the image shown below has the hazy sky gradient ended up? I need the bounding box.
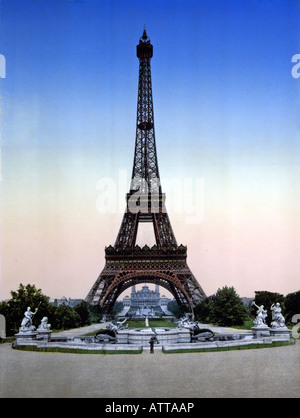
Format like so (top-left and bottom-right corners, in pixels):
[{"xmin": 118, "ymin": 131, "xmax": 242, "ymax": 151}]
[{"xmin": 1, "ymin": 0, "xmax": 300, "ymax": 301}]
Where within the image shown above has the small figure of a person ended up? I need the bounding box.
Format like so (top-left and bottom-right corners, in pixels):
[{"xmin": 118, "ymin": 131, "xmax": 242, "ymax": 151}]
[{"xmin": 149, "ymin": 336, "xmax": 159, "ymax": 354}]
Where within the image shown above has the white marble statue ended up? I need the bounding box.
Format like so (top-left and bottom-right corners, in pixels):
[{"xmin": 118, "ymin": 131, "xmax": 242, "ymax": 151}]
[
  {"xmin": 252, "ymin": 303, "xmax": 268, "ymax": 327},
  {"xmin": 177, "ymin": 316, "xmax": 189, "ymax": 329},
  {"xmin": 20, "ymin": 306, "xmax": 39, "ymax": 331},
  {"xmin": 38, "ymin": 317, "xmax": 51, "ymax": 330},
  {"xmin": 106, "ymin": 322, "xmax": 118, "ymax": 333},
  {"xmin": 270, "ymin": 302, "xmax": 286, "ymax": 328},
  {"xmin": 116, "ymin": 318, "xmax": 128, "ymax": 329},
  {"xmin": 178, "ymin": 316, "xmax": 199, "ymax": 331},
  {"xmin": 106, "ymin": 317, "xmax": 128, "ymax": 333}
]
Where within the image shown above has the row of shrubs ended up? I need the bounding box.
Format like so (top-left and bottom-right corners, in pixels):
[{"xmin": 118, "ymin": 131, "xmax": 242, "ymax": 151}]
[{"xmin": 194, "ymin": 287, "xmax": 300, "ymax": 328}]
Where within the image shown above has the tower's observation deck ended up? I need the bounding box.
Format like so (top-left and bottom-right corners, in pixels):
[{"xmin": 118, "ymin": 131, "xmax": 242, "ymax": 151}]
[{"xmin": 136, "ymin": 29, "xmax": 153, "ymax": 59}]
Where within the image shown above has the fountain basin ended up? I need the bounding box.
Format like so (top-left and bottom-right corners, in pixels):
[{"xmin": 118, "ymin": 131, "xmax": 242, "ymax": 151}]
[{"xmin": 116, "ymin": 327, "xmax": 191, "ymax": 345}]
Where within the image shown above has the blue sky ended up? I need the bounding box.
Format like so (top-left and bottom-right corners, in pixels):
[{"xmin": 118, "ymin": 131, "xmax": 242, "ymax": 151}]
[{"xmin": 0, "ymin": 0, "xmax": 300, "ymax": 300}]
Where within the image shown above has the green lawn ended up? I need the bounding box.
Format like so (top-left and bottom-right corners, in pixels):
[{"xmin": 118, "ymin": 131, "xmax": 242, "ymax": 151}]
[
  {"xmin": 228, "ymin": 320, "xmax": 253, "ymax": 330},
  {"xmin": 163, "ymin": 340, "xmax": 295, "ymax": 354},
  {"xmin": 12, "ymin": 344, "xmax": 142, "ymax": 355},
  {"xmin": 127, "ymin": 318, "xmax": 177, "ymax": 328}
]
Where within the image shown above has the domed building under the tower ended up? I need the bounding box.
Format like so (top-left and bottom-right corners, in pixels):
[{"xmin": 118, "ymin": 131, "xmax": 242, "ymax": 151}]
[{"xmin": 118, "ymin": 285, "xmax": 173, "ymax": 317}]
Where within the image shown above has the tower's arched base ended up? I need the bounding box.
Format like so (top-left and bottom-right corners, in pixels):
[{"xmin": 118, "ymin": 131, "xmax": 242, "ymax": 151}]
[{"xmin": 86, "ymin": 245, "xmax": 206, "ymax": 314}]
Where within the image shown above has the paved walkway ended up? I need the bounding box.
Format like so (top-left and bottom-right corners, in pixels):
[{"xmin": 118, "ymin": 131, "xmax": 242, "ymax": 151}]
[
  {"xmin": 0, "ymin": 339, "xmax": 299, "ymax": 398},
  {"xmin": 53, "ymin": 322, "xmax": 110, "ymax": 338},
  {"xmin": 196, "ymin": 323, "xmax": 247, "ymax": 334},
  {"xmin": 1, "ymin": 321, "xmax": 299, "ymax": 398}
]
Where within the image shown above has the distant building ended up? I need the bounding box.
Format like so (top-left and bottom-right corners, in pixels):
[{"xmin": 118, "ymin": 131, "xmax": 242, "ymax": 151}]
[
  {"xmin": 50, "ymin": 297, "xmax": 83, "ymax": 308},
  {"xmin": 160, "ymin": 294, "xmax": 171, "ymax": 307},
  {"xmin": 118, "ymin": 285, "xmax": 173, "ymax": 317},
  {"xmin": 241, "ymin": 297, "xmax": 254, "ymax": 307},
  {"xmin": 123, "ymin": 285, "xmax": 172, "ymax": 308},
  {"xmin": 123, "ymin": 295, "xmax": 131, "ymax": 308},
  {"xmin": 130, "ymin": 285, "xmax": 161, "ymax": 307}
]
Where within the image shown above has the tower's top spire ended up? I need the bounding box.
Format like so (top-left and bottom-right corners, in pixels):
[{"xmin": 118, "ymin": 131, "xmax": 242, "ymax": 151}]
[
  {"xmin": 137, "ymin": 28, "xmax": 153, "ymax": 59},
  {"xmin": 141, "ymin": 27, "xmax": 149, "ymax": 42}
]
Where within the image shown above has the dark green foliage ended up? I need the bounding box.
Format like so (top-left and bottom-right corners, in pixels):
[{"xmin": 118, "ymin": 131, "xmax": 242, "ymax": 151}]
[
  {"xmin": 53, "ymin": 304, "xmax": 81, "ymax": 330},
  {"xmin": 253, "ymin": 291, "xmax": 285, "ymax": 310},
  {"xmin": 194, "ymin": 295, "xmax": 217, "ymax": 324},
  {"xmin": 167, "ymin": 300, "xmax": 180, "ymax": 317},
  {"xmin": 167, "ymin": 300, "xmax": 191, "ymax": 318},
  {"xmin": 284, "ymin": 290, "xmax": 300, "ymax": 324},
  {"xmin": 74, "ymin": 300, "xmax": 92, "ymax": 326},
  {"xmin": 195, "ymin": 288, "xmax": 300, "ymax": 329},
  {"xmin": 88, "ymin": 303, "xmax": 102, "ymax": 323},
  {"xmin": 112, "ymin": 301, "xmax": 123, "ymax": 316},
  {"xmin": 0, "ymin": 283, "xmax": 54, "ymax": 336},
  {"xmin": 213, "ymin": 286, "xmax": 249, "ymax": 326},
  {"xmin": 194, "ymin": 286, "xmax": 249, "ymax": 327}
]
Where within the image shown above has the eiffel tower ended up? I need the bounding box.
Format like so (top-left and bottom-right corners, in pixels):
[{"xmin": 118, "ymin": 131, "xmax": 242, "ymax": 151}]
[{"xmin": 86, "ymin": 29, "xmax": 206, "ymax": 313}]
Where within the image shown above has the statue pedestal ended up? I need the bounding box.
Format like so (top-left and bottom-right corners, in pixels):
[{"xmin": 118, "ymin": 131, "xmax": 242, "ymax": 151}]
[
  {"xmin": 37, "ymin": 329, "xmax": 52, "ymax": 341},
  {"xmin": 252, "ymin": 326, "xmax": 271, "ymax": 339},
  {"xmin": 270, "ymin": 327, "xmax": 291, "ymax": 340},
  {"xmin": 15, "ymin": 329, "xmax": 37, "ymax": 343}
]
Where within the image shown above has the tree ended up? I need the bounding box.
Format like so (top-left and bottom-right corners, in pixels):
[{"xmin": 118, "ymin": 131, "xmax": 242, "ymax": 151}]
[
  {"xmin": 212, "ymin": 286, "xmax": 248, "ymax": 327},
  {"xmin": 74, "ymin": 300, "xmax": 92, "ymax": 326},
  {"xmin": 112, "ymin": 301, "xmax": 123, "ymax": 316},
  {"xmin": 167, "ymin": 300, "xmax": 180, "ymax": 318},
  {"xmin": 194, "ymin": 287, "xmax": 249, "ymax": 326},
  {"xmin": 0, "ymin": 283, "xmax": 54, "ymax": 336},
  {"xmin": 284, "ymin": 290, "xmax": 300, "ymax": 324},
  {"xmin": 88, "ymin": 303, "xmax": 102, "ymax": 323},
  {"xmin": 53, "ymin": 305, "xmax": 81, "ymax": 330},
  {"xmin": 194, "ymin": 295, "xmax": 217, "ymax": 324}
]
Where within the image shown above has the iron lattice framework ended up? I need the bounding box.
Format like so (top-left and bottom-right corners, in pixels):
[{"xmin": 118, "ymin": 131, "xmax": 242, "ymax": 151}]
[{"xmin": 86, "ymin": 30, "xmax": 206, "ymax": 313}]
